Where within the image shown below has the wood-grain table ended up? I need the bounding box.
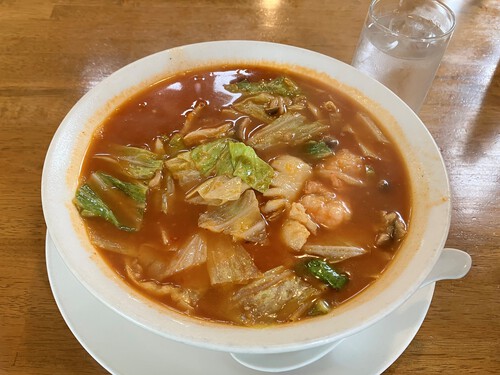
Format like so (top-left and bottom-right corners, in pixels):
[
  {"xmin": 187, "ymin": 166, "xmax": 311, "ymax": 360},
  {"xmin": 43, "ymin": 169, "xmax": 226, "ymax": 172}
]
[{"xmin": 1, "ymin": 1, "xmax": 498, "ymax": 374}]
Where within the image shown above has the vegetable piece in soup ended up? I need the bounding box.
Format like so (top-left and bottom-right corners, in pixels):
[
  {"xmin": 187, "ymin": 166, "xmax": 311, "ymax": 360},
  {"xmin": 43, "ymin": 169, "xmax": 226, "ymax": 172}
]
[{"xmin": 74, "ymin": 66, "xmax": 411, "ymax": 326}]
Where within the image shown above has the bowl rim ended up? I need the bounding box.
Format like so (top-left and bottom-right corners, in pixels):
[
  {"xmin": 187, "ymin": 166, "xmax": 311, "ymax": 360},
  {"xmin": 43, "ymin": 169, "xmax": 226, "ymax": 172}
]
[{"xmin": 41, "ymin": 40, "xmax": 451, "ymax": 354}]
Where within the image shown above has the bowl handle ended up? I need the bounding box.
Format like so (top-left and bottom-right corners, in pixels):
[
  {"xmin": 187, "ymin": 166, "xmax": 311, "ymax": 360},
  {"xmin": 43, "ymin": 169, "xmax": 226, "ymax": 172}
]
[{"xmin": 420, "ymin": 248, "xmax": 472, "ymax": 288}]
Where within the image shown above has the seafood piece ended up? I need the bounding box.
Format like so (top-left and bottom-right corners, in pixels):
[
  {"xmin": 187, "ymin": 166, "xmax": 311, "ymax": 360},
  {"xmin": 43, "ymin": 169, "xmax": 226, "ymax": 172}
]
[
  {"xmin": 281, "ymin": 202, "xmax": 318, "ymax": 251},
  {"xmin": 375, "ymin": 211, "xmax": 407, "ymax": 247},
  {"xmin": 318, "ymin": 149, "xmax": 365, "ymax": 188},
  {"xmin": 300, "ymin": 193, "xmax": 351, "ymax": 229}
]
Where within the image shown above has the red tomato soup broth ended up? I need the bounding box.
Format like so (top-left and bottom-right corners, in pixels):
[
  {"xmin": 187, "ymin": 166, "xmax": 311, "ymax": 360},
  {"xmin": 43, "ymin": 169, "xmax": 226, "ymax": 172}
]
[{"xmin": 75, "ymin": 65, "xmax": 411, "ymax": 326}]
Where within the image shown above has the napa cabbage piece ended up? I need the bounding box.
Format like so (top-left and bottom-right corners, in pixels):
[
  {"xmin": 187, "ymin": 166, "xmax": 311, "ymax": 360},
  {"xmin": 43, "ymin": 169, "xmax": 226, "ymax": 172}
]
[
  {"xmin": 198, "ymin": 190, "xmax": 267, "ymax": 243},
  {"xmin": 225, "ymin": 76, "xmax": 301, "ymax": 98},
  {"xmin": 164, "ymin": 151, "xmax": 203, "ymax": 190},
  {"xmin": 247, "ymin": 112, "xmax": 329, "ymax": 151},
  {"xmin": 186, "ymin": 176, "xmax": 250, "ymax": 206},
  {"xmin": 95, "ymin": 172, "xmax": 148, "ymax": 204},
  {"xmin": 190, "ymin": 138, "xmax": 232, "ymax": 176},
  {"xmin": 96, "ymin": 145, "xmax": 164, "ymax": 180},
  {"xmin": 187, "ymin": 138, "xmax": 274, "ymax": 193},
  {"xmin": 232, "ymin": 93, "xmax": 276, "ymax": 124},
  {"xmin": 228, "ymin": 141, "xmax": 273, "ymax": 193},
  {"xmin": 206, "ymin": 235, "xmax": 262, "ymax": 285},
  {"xmin": 183, "ymin": 122, "xmax": 234, "ymax": 146},
  {"xmin": 74, "ymin": 184, "xmax": 122, "ymax": 229},
  {"xmin": 231, "ymin": 266, "xmax": 321, "ymax": 325},
  {"xmin": 74, "ymin": 172, "xmax": 148, "ymax": 231},
  {"xmin": 128, "ymin": 234, "xmax": 208, "ymax": 282},
  {"xmin": 125, "ymin": 258, "xmax": 201, "ymax": 313},
  {"xmin": 356, "ymin": 112, "xmax": 389, "ymax": 144},
  {"xmin": 164, "ymin": 133, "xmax": 186, "ymax": 156},
  {"xmin": 162, "ymin": 233, "xmax": 208, "ymax": 278},
  {"xmin": 87, "ymin": 228, "xmax": 139, "ymax": 256}
]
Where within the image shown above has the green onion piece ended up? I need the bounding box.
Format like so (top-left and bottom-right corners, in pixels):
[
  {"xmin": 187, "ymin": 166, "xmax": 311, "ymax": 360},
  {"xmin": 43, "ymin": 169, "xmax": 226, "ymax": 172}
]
[{"xmin": 304, "ymin": 259, "xmax": 348, "ymax": 290}]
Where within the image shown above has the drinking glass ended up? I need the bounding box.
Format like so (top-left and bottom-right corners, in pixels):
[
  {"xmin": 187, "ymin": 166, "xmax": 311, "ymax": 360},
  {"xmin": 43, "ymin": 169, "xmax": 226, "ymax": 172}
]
[{"xmin": 352, "ymin": 0, "xmax": 456, "ymax": 112}]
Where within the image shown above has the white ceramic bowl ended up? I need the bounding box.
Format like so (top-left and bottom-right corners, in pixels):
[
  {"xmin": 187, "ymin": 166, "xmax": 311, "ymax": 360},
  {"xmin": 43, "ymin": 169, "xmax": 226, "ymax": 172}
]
[{"xmin": 41, "ymin": 41, "xmax": 470, "ymax": 360}]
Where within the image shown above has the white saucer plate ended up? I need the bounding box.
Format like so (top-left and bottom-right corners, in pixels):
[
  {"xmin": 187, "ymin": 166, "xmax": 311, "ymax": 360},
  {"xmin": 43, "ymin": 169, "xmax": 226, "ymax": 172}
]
[{"xmin": 46, "ymin": 232, "xmax": 435, "ymax": 375}]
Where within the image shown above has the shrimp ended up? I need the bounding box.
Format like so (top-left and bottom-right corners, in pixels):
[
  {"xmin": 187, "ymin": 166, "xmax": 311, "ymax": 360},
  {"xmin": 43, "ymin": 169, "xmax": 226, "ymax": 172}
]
[
  {"xmin": 300, "ymin": 193, "xmax": 351, "ymax": 229},
  {"xmin": 318, "ymin": 149, "xmax": 365, "ymax": 188}
]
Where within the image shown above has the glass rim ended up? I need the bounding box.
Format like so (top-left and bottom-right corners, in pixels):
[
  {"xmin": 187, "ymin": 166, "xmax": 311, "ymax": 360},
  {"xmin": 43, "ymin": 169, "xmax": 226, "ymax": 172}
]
[{"xmin": 368, "ymin": 0, "xmax": 456, "ymax": 42}]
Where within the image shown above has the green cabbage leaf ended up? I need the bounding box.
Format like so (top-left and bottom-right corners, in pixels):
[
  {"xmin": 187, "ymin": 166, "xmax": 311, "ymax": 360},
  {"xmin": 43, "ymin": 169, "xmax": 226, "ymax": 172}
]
[
  {"xmin": 198, "ymin": 190, "xmax": 267, "ymax": 243},
  {"xmin": 104, "ymin": 145, "xmax": 163, "ymax": 180},
  {"xmin": 232, "ymin": 93, "xmax": 276, "ymax": 124},
  {"xmin": 247, "ymin": 112, "xmax": 329, "ymax": 151},
  {"xmin": 183, "ymin": 138, "xmax": 273, "ymax": 193},
  {"xmin": 73, "ymin": 171, "xmax": 148, "ymax": 231},
  {"xmin": 186, "ymin": 176, "xmax": 250, "ymax": 206},
  {"xmin": 224, "ymin": 77, "xmax": 301, "ymax": 98},
  {"xmin": 164, "ymin": 151, "xmax": 203, "ymax": 190},
  {"xmin": 230, "ymin": 266, "xmax": 321, "ymax": 325}
]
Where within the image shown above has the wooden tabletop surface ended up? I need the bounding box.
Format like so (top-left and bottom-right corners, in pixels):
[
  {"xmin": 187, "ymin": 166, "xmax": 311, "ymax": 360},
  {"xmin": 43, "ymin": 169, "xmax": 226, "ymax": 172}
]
[{"xmin": 1, "ymin": 1, "xmax": 498, "ymax": 374}]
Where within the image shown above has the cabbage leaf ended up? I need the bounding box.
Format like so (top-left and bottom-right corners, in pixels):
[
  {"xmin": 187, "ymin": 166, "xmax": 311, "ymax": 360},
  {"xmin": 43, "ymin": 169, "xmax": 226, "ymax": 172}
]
[
  {"xmin": 231, "ymin": 266, "xmax": 321, "ymax": 325},
  {"xmin": 164, "ymin": 133, "xmax": 186, "ymax": 156},
  {"xmin": 189, "ymin": 138, "xmax": 273, "ymax": 193},
  {"xmin": 125, "ymin": 258, "xmax": 201, "ymax": 313},
  {"xmin": 302, "ymin": 245, "xmax": 367, "ymax": 263},
  {"xmin": 74, "ymin": 184, "xmax": 124, "ymax": 229},
  {"xmin": 162, "ymin": 233, "xmax": 208, "ymax": 278},
  {"xmin": 102, "ymin": 145, "xmax": 164, "ymax": 180},
  {"xmin": 198, "ymin": 190, "xmax": 267, "ymax": 243},
  {"xmin": 73, "ymin": 172, "xmax": 148, "ymax": 231},
  {"xmin": 87, "ymin": 228, "xmax": 139, "ymax": 256},
  {"xmin": 232, "ymin": 93, "xmax": 275, "ymax": 123},
  {"xmin": 95, "ymin": 172, "xmax": 148, "ymax": 204},
  {"xmin": 247, "ymin": 112, "xmax": 329, "ymax": 151},
  {"xmin": 206, "ymin": 235, "xmax": 262, "ymax": 285},
  {"xmin": 190, "ymin": 138, "xmax": 232, "ymax": 176},
  {"xmin": 183, "ymin": 122, "xmax": 234, "ymax": 146},
  {"xmin": 225, "ymin": 77, "xmax": 301, "ymax": 98},
  {"xmin": 186, "ymin": 176, "xmax": 250, "ymax": 206},
  {"xmin": 228, "ymin": 141, "xmax": 273, "ymax": 193},
  {"xmin": 164, "ymin": 151, "xmax": 203, "ymax": 190}
]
